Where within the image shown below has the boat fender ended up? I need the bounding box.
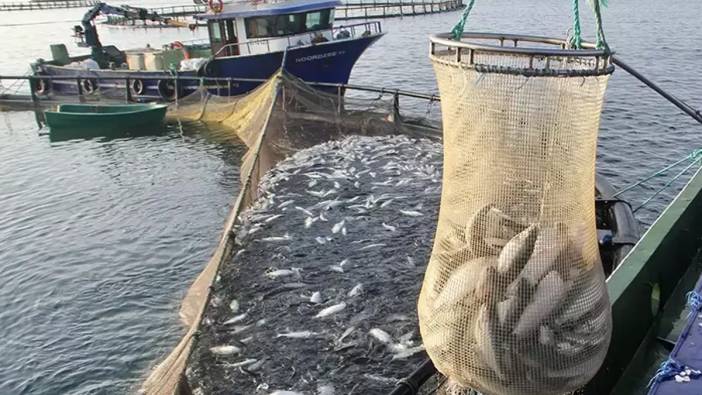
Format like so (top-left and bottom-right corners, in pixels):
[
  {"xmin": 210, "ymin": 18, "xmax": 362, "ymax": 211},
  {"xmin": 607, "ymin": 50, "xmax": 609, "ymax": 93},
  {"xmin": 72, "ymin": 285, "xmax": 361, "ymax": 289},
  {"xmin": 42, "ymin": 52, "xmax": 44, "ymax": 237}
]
[
  {"xmin": 130, "ymin": 79, "xmax": 145, "ymax": 96},
  {"xmin": 171, "ymin": 41, "xmax": 191, "ymax": 60},
  {"xmin": 208, "ymin": 0, "xmax": 223, "ymax": 13},
  {"xmin": 81, "ymin": 78, "xmax": 97, "ymax": 95},
  {"xmin": 157, "ymin": 79, "xmax": 181, "ymax": 101},
  {"xmin": 33, "ymin": 78, "xmax": 50, "ymax": 95}
]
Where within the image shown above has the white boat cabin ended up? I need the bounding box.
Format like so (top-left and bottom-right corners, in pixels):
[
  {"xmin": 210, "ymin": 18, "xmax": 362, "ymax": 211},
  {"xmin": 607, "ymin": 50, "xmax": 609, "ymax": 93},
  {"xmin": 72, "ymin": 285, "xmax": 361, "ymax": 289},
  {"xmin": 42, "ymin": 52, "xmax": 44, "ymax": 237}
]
[{"xmin": 198, "ymin": 0, "xmax": 343, "ymax": 57}]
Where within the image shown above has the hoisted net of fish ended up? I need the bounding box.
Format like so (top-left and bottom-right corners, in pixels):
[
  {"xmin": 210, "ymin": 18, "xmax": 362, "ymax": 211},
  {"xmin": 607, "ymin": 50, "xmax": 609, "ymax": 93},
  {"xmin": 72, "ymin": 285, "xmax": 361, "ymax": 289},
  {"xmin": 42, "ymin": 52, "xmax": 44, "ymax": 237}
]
[
  {"xmin": 417, "ymin": 33, "xmax": 615, "ymax": 395},
  {"xmin": 143, "ymin": 69, "xmax": 440, "ymax": 395}
]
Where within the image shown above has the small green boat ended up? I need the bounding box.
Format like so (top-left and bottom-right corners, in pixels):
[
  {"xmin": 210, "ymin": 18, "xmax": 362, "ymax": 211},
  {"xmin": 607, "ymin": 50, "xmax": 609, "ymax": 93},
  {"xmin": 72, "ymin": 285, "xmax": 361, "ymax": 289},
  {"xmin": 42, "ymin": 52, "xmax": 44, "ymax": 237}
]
[{"xmin": 45, "ymin": 103, "xmax": 168, "ymax": 140}]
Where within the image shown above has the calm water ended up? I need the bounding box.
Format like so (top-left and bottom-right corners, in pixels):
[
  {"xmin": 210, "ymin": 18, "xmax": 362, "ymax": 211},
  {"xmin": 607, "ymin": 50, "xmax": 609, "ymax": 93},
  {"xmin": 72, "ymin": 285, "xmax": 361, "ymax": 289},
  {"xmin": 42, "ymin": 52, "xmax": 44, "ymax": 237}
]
[{"xmin": 1, "ymin": 0, "xmax": 701, "ymax": 393}]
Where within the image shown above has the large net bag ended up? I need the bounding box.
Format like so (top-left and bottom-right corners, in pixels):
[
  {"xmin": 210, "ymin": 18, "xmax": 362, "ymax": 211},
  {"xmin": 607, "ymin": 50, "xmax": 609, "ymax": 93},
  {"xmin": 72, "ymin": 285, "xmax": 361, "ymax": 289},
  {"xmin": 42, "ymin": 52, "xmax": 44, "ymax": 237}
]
[{"xmin": 417, "ymin": 33, "xmax": 614, "ymax": 395}]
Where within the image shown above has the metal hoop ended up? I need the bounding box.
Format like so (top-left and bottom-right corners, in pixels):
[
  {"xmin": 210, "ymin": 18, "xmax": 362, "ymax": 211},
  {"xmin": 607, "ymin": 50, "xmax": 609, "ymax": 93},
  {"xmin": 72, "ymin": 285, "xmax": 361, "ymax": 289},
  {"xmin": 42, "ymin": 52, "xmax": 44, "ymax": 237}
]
[{"xmin": 430, "ymin": 32, "xmax": 614, "ymax": 77}]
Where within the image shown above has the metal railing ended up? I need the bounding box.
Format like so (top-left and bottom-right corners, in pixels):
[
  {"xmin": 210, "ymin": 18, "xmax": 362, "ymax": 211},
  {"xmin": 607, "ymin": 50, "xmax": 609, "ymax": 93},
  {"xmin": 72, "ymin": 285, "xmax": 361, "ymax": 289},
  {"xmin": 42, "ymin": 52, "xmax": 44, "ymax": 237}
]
[
  {"xmin": 0, "ymin": 0, "xmax": 98, "ymax": 11},
  {"xmin": 213, "ymin": 21, "xmax": 382, "ymax": 58}
]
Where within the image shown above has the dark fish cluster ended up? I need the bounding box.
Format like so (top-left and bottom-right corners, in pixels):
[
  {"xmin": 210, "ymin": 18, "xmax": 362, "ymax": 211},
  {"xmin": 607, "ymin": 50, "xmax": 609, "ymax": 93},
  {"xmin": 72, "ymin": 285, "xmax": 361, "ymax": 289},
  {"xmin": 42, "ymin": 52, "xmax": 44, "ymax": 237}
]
[{"xmin": 186, "ymin": 135, "xmax": 443, "ymax": 395}]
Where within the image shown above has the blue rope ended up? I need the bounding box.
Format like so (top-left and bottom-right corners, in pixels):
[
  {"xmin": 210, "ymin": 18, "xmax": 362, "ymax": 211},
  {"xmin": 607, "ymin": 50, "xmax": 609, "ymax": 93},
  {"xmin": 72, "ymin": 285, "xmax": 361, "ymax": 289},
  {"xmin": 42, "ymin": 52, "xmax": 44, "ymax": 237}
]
[
  {"xmin": 450, "ymin": 0, "xmax": 476, "ymax": 40},
  {"xmin": 648, "ymin": 359, "xmax": 684, "ymax": 387},
  {"xmin": 687, "ymin": 290, "xmax": 702, "ymax": 318}
]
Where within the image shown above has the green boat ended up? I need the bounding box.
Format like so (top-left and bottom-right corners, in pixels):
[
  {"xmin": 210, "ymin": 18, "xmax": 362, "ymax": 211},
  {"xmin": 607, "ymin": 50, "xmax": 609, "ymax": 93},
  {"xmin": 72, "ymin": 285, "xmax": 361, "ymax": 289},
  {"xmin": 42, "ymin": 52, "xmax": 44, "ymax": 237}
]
[{"xmin": 45, "ymin": 103, "xmax": 168, "ymax": 140}]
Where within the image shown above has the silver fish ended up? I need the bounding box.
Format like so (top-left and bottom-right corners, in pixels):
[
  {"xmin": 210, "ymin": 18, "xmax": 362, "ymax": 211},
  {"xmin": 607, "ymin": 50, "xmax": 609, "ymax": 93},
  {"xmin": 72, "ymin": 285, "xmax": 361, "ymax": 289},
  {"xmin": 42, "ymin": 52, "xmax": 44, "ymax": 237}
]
[
  {"xmin": 399, "ymin": 210, "xmax": 422, "ymax": 217},
  {"xmin": 497, "ymin": 224, "xmax": 538, "ymax": 279},
  {"xmin": 310, "ymin": 291, "xmax": 323, "ymax": 304},
  {"xmin": 304, "ymin": 216, "xmax": 317, "ymax": 229},
  {"xmin": 265, "ymin": 268, "xmax": 301, "ymax": 279},
  {"xmin": 360, "ymin": 243, "xmax": 386, "ymax": 250},
  {"xmin": 369, "ymin": 328, "xmax": 393, "ymax": 344},
  {"xmin": 381, "ymin": 222, "xmax": 397, "ymax": 232},
  {"xmin": 229, "ymin": 299, "xmax": 240, "ymax": 313},
  {"xmin": 308, "ymin": 190, "xmax": 327, "ymax": 198},
  {"xmin": 337, "ymin": 327, "xmax": 355, "ymax": 344},
  {"xmin": 474, "ymin": 303, "xmax": 504, "ymax": 379},
  {"xmin": 380, "ymin": 199, "xmax": 394, "ymax": 208},
  {"xmin": 317, "ymin": 383, "xmax": 335, "ymax": 395},
  {"xmin": 278, "ymin": 199, "xmax": 295, "ymax": 208},
  {"xmin": 514, "ymin": 271, "xmax": 568, "ymax": 338},
  {"xmin": 225, "ymin": 358, "xmax": 257, "ymax": 368},
  {"xmin": 391, "ymin": 345, "xmax": 425, "ymax": 360},
  {"xmin": 269, "ymin": 391, "xmax": 304, "ymax": 395},
  {"xmin": 276, "ymin": 330, "xmax": 320, "ymax": 339},
  {"xmin": 264, "ymin": 214, "xmax": 283, "ymax": 223},
  {"xmin": 328, "ymin": 265, "xmax": 344, "ymax": 273},
  {"xmin": 210, "ymin": 345, "xmax": 241, "ymax": 356},
  {"xmin": 260, "ymin": 234, "xmax": 292, "ymax": 243},
  {"xmin": 315, "ymin": 302, "xmax": 346, "ymax": 318},
  {"xmin": 434, "ymin": 256, "xmax": 496, "ymax": 309},
  {"xmin": 331, "ymin": 220, "xmax": 345, "ymax": 234},
  {"xmin": 315, "ymin": 237, "xmax": 327, "ymax": 245},
  {"xmin": 294, "ymin": 206, "xmax": 314, "ymax": 217},
  {"xmin": 517, "ymin": 223, "xmax": 569, "ymax": 286},
  {"xmin": 223, "ymin": 313, "xmax": 247, "ymax": 325},
  {"xmin": 348, "ymin": 283, "xmax": 364, "ymax": 297}
]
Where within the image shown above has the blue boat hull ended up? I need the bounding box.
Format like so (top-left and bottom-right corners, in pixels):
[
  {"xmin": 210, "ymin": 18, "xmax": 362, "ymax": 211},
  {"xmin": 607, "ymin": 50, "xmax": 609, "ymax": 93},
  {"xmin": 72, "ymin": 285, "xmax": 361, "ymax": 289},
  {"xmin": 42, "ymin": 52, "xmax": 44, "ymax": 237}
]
[{"xmin": 34, "ymin": 34, "xmax": 381, "ymax": 100}]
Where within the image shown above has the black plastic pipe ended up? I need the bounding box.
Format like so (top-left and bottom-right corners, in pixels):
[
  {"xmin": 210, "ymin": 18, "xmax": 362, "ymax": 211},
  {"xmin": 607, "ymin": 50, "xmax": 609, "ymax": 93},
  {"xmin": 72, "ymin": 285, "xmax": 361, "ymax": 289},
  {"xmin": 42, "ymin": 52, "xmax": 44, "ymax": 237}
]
[
  {"xmin": 612, "ymin": 56, "xmax": 702, "ymax": 126},
  {"xmin": 389, "ymin": 358, "xmax": 436, "ymax": 395}
]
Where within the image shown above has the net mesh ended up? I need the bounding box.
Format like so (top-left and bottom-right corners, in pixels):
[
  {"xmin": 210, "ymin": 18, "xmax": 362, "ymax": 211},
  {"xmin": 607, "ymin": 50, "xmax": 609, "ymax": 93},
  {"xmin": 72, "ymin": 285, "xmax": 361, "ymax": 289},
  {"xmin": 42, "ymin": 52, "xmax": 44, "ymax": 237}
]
[
  {"xmin": 142, "ymin": 70, "xmax": 440, "ymax": 394},
  {"xmin": 417, "ymin": 49, "xmax": 612, "ymax": 395}
]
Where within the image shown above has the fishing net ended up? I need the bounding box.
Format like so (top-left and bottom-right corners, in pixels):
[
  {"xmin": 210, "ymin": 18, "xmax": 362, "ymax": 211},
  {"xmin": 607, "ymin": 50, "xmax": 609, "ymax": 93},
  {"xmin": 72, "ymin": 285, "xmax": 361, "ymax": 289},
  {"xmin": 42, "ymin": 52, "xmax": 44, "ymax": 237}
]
[
  {"xmin": 142, "ymin": 70, "xmax": 440, "ymax": 395},
  {"xmin": 417, "ymin": 34, "xmax": 614, "ymax": 395}
]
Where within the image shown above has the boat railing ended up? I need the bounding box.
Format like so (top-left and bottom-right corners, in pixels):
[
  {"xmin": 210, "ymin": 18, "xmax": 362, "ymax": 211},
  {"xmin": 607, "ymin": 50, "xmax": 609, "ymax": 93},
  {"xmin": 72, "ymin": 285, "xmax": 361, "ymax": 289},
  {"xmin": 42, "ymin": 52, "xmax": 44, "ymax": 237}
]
[{"xmin": 213, "ymin": 20, "xmax": 382, "ymax": 58}]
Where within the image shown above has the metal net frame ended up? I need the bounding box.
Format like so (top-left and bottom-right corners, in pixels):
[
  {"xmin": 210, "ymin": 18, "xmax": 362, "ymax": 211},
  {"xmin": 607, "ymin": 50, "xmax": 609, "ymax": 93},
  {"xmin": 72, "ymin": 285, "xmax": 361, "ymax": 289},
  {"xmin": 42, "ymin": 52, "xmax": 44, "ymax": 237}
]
[{"xmin": 418, "ymin": 32, "xmax": 614, "ymax": 395}]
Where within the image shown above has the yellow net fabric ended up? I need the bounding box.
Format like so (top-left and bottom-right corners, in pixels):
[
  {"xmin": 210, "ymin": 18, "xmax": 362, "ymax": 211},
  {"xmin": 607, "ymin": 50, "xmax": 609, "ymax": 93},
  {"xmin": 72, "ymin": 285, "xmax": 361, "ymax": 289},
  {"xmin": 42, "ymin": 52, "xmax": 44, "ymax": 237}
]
[
  {"xmin": 417, "ymin": 45, "xmax": 612, "ymax": 394},
  {"xmin": 143, "ymin": 70, "xmax": 438, "ymax": 394}
]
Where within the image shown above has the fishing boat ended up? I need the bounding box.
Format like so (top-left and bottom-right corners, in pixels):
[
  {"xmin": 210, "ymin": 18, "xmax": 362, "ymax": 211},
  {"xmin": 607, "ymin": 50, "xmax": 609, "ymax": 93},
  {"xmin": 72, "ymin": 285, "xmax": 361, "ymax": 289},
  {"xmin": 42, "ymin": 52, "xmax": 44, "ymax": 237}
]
[
  {"xmin": 45, "ymin": 103, "xmax": 167, "ymax": 139},
  {"xmin": 30, "ymin": 0, "xmax": 383, "ymax": 101}
]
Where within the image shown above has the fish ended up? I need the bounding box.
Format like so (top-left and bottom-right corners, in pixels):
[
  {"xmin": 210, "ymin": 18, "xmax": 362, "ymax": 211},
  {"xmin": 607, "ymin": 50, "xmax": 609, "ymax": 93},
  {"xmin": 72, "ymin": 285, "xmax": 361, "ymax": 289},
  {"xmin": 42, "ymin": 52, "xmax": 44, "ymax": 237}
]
[
  {"xmin": 465, "ymin": 204, "xmax": 523, "ymax": 256},
  {"xmin": 315, "ymin": 302, "xmax": 347, "ymax": 318},
  {"xmin": 308, "ymin": 190, "xmax": 327, "ymax": 198},
  {"xmin": 392, "ymin": 345, "xmax": 425, "ymax": 360},
  {"xmin": 513, "ymin": 271, "xmax": 569, "ymax": 338},
  {"xmin": 369, "ymin": 172, "xmax": 377, "ymax": 178},
  {"xmin": 328, "ymin": 265, "xmax": 344, "ymax": 273},
  {"xmin": 223, "ymin": 313, "xmax": 247, "ymax": 325},
  {"xmin": 276, "ymin": 330, "xmax": 320, "ymax": 339},
  {"xmin": 248, "ymin": 359, "xmax": 265, "ymax": 371},
  {"xmin": 369, "ymin": 328, "xmax": 393, "ymax": 344},
  {"xmin": 434, "ymin": 256, "xmax": 497, "ymax": 309},
  {"xmin": 294, "ymin": 206, "xmax": 314, "ymax": 217},
  {"xmin": 315, "ymin": 237, "xmax": 327, "ymax": 245},
  {"xmin": 260, "ymin": 234, "xmax": 292, "ymax": 243},
  {"xmin": 337, "ymin": 327, "xmax": 355, "ymax": 344},
  {"xmin": 225, "ymin": 358, "xmax": 257, "ymax": 368},
  {"xmin": 346, "ymin": 196, "xmax": 361, "ymax": 203},
  {"xmin": 331, "ymin": 220, "xmax": 345, "ymax": 234},
  {"xmin": 380, "ymin": 199, "xmax": 394, "ymax": 208},
  {"xmin": 264, "ymin": 214, "xmax": 283, "ymax": 223},
  {"xmin": 310, "ymin": 291, "xmax": 323, "ymax": 304},
  {"xmin": 399, "ymin": 210, "xmax": 423, "ymax": 217},
  {"xmin": 517, "ymin": 223, "xmax": 569, "ymax": 286},
  {"xmin": 304, "ymin": 216, "xmax": 317, "ymax": 229},
  {"xmin": 278, "ymin": 199, "xmax": 295, "ymax": 208},
  {"xmin": 210, "ymin": 345, "xmax": 241, "ymax": 356},
  {"xmin": 348, "ymin": 283, "xmax": 364, "ymax": 297},
  {"xmin": 230, "ymin": 324, "xmax": 253, "ymax": 335},
  {"xmin": 360, "ymin": 243, "xmax": 386, "ymax": 250},
  {"xmin": 363, "ymin": 373, "xmax": 398, "ymax": 385},
  {"xmin": 474, "ymin": 303, "xmax": 505, "ymax": 379},
  {"xmin": 229, "ymin": 299, "xmax": 240, "ymax": 313},
  {"xmin": 381, "ymin": 222, "xmax": 397, "ymax": 232},
  {"xmin": 269, "ymin": 391, "xmax": 304, "ymax": 395},
  {"xmin": 265, "ymin": 268, "xmax": 301, "ymax": 279},
  {"xmin": 342, "ymin": 226, "xmax": 347, "ymax": 236},
  {"xmin": 319, "ymin": 213, "xmax": 328, "ymax": 222},
  {"xmin": 317, "ymin": 383, "xmax": 335, "ymax": 395},
  {"xmin": 497, "ymin": 224, "xmax": 538, "ymax": 280}
]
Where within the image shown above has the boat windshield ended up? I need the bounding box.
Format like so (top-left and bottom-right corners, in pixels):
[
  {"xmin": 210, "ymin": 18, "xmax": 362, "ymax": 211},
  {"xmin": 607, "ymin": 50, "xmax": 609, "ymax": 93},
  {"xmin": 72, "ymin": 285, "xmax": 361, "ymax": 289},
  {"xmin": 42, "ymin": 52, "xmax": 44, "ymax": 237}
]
[{"xmin": 245, "ymin": 8, "xmax": 333, "ymax": 38}]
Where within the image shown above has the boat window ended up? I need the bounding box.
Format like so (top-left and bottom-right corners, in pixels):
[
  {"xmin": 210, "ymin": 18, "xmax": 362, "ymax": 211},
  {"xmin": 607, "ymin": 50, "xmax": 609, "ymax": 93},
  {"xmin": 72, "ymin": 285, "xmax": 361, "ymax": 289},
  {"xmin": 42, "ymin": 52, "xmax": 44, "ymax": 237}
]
[
  {"xmin": 305, "ymin": 9, "xmax": 331, "ymax": 31},
  {"xmin": 226, "ymin": 19, "xmax": 237, "ymax": 42},
  {"xmin": 209, "ymin": 21, "xmax": 223, "ymax": 44},
  {"xmin": 244, "ymin": 8, "xmax": 333, "ymax": 38}
]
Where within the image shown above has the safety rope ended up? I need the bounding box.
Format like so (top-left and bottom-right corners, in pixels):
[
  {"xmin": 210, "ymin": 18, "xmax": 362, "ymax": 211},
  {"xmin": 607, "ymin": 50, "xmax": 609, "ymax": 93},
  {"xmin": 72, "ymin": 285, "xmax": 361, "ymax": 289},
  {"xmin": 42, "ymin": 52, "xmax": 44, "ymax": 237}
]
[
  {"xmin": 590, "ymin": 0, "xmax": 610, "ymax": 52},
  {"xmin": 450, "ymin": 0, "xmax": 476, "ymax": 40},
  {"xmin": 613, "ymin": 149, "xmax": 702, "ymax": 197}
]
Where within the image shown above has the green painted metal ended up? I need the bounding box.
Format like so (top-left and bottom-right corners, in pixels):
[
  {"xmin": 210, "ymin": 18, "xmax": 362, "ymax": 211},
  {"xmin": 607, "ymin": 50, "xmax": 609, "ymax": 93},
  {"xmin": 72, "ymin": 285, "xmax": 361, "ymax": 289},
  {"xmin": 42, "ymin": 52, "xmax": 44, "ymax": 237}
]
[
  {"xmin": 45, "ymin": 103, "xmax": 167, "ymax": 140},
  {"xmin": 586, "ymin": 166, "xmax": 702, "ymax": 393}
]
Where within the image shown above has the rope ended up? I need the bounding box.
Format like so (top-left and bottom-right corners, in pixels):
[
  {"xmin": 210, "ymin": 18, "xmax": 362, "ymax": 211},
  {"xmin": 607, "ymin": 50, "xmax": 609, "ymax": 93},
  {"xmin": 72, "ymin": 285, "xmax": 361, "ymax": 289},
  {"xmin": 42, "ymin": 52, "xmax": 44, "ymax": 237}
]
[
  {"xmin": 613, "ymin": 148, "xmax": 702, "ymax": 197},
  {"xmin": 634, "ymin": 154, "xmax": 702, "ymax": 212},
  {"xmin": 569, "ymin": 0, "xmax": 582, "ymax": 49},
  {"xmin": 450, "ymin": 0, "xmax": 476, "ymax": 40},
  {"xmin": 590, "ymin": 0, "xmax": 611, "ymax": 52},
  {"xmin": 648, "ymin": 359, "xmax": 684, "ymax": 387},
  {"xmin": 686, "ymin": 290, "xmax": 702, "ymax": 318}
]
